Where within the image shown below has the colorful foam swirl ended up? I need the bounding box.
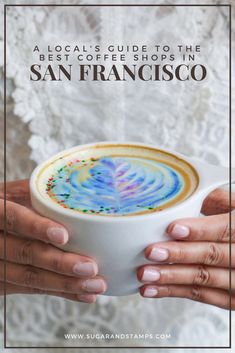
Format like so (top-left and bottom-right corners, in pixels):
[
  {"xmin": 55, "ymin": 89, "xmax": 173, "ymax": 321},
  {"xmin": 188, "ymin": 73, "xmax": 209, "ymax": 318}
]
[{"xmin": 46, "ymin": 156, "xmax": 184, "ymax": 215}]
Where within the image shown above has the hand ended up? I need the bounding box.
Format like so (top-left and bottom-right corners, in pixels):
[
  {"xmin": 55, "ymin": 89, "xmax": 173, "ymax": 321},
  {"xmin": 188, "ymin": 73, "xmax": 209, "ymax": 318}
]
[
  {"xmin": 137, "ymin": 188, "xmax": 235, "ymax": 310},
  {"xmin": 0, "ymin": 179, "xmax": 107, "ymax": 303}
]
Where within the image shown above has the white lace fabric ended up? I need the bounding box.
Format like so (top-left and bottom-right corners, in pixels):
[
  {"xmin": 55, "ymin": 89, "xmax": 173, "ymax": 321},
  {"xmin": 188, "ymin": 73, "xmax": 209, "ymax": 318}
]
[{"xmin": 0, "ymin": 0, "xmax": 234, "ymax": 350}]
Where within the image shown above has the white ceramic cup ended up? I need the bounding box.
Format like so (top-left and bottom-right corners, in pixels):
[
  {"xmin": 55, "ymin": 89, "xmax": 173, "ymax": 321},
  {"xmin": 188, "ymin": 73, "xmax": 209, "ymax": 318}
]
[{"xmin": 30, "ymin": 142, "xmax": 233, "ymax": 296}]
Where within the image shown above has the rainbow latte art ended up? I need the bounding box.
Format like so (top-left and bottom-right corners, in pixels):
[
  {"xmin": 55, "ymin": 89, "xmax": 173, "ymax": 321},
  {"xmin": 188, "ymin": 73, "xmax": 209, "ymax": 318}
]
[{"xmin": 37, "ymin": 144, "xmax": 199, "ymax": 216}]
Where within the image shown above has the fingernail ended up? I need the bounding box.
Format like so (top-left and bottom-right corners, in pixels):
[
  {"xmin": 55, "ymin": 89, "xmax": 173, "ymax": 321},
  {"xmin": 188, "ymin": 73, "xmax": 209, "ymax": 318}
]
[
  {"xmin": 148, "ymin": 247, "xmax": 169, "ymax": 261},
  {"xmin": 170, "ymin": 224, "xmax": 190, "ymax": 238},
  {"xmin": 77, "ymin": 294, "xmax": 97, "ymax": 303},
  {"xmin": 47, "ymin": 227, "xmax": 69, "ymax": 244},
  {"xmin": 73, "ymin": 262, "xmax": 97, "ymax": 277},
  {"xmin": 83, "ymin": 279, "xmax": 106, "ymax": 293},
  {"xmin": 144, "ymin": 287, "xmax": 158, "ymax": 297},
  {"xmin": 142, "ymin": 268, "xmax": 160, "ymax": 282}
]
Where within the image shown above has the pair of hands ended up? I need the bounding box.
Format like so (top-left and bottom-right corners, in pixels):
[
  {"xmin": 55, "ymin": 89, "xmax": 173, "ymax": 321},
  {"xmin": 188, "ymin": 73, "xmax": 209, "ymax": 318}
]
[{"xmin": 0, "ymin": 180, "xmax": 234, "ymax": 308}]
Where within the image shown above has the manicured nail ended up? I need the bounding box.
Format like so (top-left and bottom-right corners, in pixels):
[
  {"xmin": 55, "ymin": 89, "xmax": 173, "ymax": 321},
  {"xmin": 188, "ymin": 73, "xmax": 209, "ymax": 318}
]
[
  {"xmin": 144, "ymin": 287, "xmax": 158, "ymax": 297},
  {"xmin": 142, "ymin": 268, "xmax": 160, "ymax": 282},
  {"xmin": 47, "ymin": 227, "xmax": 69, "ymax": 244},
  {"xmin": 170, "ymin": 224, "xmax": 190, "ymax": 238},
  {"xmin": 73, "ymin": 262, "xmax": 97, "ymax": 277},
  {"xmin": 148, "ymin": 247, "xmax": 169, "ymax": 261},
  {"xmin": 77, "ymin": 294, "xmax": 97, "ymax": 303},
  {"xmin": 83, "ymin": 279, "xmax": 106, "ymax": 293}
]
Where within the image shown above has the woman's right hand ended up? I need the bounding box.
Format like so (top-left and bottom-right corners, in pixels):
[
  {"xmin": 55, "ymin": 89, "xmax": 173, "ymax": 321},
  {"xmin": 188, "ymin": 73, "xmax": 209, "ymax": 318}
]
[{"xmin": 0, "ymin": 179, "xmax": 107, "ymax": 303}]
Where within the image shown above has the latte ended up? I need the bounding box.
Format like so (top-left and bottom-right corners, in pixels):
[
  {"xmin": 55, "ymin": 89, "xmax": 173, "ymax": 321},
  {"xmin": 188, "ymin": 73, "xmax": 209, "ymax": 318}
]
[{"xmin": 36, "ymin": 144, "xmax": 199, "ymax": 216}]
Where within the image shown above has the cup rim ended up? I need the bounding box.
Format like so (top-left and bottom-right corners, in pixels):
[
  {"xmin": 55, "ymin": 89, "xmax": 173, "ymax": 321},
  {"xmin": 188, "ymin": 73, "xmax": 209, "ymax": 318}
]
[{"xmin": 30, "ymin": 141, "xmax": 201, "ymax": 222}]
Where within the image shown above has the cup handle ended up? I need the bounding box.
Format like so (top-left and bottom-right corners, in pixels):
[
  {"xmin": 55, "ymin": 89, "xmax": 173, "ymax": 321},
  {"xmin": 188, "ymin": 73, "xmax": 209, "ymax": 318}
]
[{"xmin": 185, "ymin": 156, "xmax": 235, "ymax": 196}]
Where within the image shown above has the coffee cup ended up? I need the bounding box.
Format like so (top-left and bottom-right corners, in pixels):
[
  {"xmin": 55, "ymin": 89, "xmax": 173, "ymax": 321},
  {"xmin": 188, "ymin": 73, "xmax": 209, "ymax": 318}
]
[{"xmin": 30, "ymin": 142, "xmax": 234, "ymax": 296}]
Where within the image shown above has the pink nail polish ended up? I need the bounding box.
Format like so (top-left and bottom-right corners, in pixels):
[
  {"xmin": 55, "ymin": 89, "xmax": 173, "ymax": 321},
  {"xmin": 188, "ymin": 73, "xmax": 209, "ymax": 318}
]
[
  {"xmin": 142, "ymin": 268, "xmax": 160, "ymax": 282},
  {"xmin": 148, "ymin": 247, "xmax": 169, "ymax": 261},
  {"xmin": 47, "ymin": 227, "xmax": 69, "ymax": 244},
  {"xmin": 83, "ymin": 279, "xmax": 106, "ymax": 293},
  {"xmin": 144, "ymin": 287, "xmax": 158, "ymax": 297},
  {"xmin": 170, "ymin": 224, "xmax": 189, "ymax": 238},
  {"xmin": 77, "ymin": 294, "xmax": 97, "ymax": 303},
  {"xmin": 73, "ymin": 262, "xmax": 97, "ymax": 277}
]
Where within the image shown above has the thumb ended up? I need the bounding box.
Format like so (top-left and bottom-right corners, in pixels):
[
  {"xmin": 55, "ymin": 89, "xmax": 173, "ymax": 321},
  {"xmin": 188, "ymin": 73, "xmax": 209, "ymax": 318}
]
[{"xmin": 201, "ymin": 188, "xmax": 235, "ymax": 216}]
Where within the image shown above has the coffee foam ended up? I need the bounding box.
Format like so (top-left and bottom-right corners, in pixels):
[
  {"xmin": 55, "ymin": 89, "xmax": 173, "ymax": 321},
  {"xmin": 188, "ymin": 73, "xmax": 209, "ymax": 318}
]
[{"xmin": 36, "ymin": 144, "xmax": 199, "ymax": 216}]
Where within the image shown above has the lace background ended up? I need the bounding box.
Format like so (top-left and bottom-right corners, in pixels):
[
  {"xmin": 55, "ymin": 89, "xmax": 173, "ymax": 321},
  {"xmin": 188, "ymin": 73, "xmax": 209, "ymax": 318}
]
[{"xmin": 0, "ymin": 0, "xmax": 234, "ymax": 351}]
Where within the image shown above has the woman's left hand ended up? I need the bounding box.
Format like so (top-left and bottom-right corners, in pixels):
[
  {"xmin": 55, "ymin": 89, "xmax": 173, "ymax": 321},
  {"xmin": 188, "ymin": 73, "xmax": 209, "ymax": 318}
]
[{"xmin": 137, "ymin": 188, "xmax": 235, "ymax": 310}]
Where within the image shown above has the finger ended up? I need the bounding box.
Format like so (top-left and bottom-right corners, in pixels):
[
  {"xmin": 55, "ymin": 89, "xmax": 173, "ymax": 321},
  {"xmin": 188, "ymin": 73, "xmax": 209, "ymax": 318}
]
[
  {"xmin": 166, "ymin": 212, "xmax": 235, "ymax": 242},
  {"xmin": 145, "ymin": 241, "xmax": 233, "ymax": 267},
  {"xmin": 0, "ymin": 232, "xmax": 98, "ymax": 278},
  {"xmin": 0, "ymin": 281, "xmax": 97, "ymax": 303},
  {"xmin": 0, "ymin": 261, "xmax": 107, "ymax": 295},
  {"xmin": 137, "ymin": 264, "xmax": 233, "ymax": 290},
  {"xmin": 0, "ymin": 199, "xmax": 69, "ymax": 245},
  {"xmin": 201, "ymin": 188, "xmax": 235, "ymax": 216},
  {"xmin": 140, "ymin": 284, "xmax": 234, "ymax": 310},
  {"xmin": 0, "ymin": 179, "xmax": 31, "ymax": 207}
]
